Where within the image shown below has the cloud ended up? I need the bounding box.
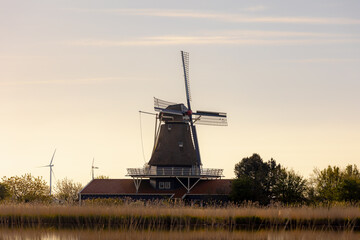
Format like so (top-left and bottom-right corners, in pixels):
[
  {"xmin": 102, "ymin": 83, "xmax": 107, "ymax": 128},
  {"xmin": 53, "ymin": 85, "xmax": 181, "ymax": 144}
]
[
  {"xmin": 0, "ymin": 77, "xmax": 120, "ymax": 86},
  {"xmin": 65, "ymin": 31, "xmax": 360, "ymax": 47},
  {"xmin": 71, "ymin": 8, "xmax": 360, "ymax": 25},
  {"xmin": 290, "ymin": 58, "xmax": 360, "ymax": 63}
]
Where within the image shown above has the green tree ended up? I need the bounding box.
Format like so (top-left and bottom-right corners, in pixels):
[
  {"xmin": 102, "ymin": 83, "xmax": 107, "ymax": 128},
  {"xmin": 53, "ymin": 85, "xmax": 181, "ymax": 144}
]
[
  {"xmin": 340, "ymin": 178, "xmax": 360, "ymax": 203},
  {"xmin": 0, "ymin": 183, "xmax": 10, "ymax": 201},
  {"xmin": 54, "ymin": 178, "xmax": 83, "ymax": 204},
  {"xmin": 339, "ymin": 164, "xmax": 360, "ymax": 203},
  {"xmin": 234, "ymin": 154, "xmax": 268, "ymax": 180},
  {"xmin": 311, "ymin": 164, "xmax": 360, "ymax": 203},
  {"xmin": 1, "ymin": 174, "xmax": 50, "ymax": 203},
  {"xmin": 232, "ymin": 154, "xmax": 281, "ymax": 205},
  {"xmin": 230, "ymin": 176, "xmax": 264, "ymax": 203},
  {"xmin": 96, "ymin": 175, "xmax": 110, "ymax": 179},
  {"xmin": 272, "ymin": 168, "xmax": 307, "ymax": 204},
  {"xmin": 311, "ymin": 166, "xmax": 343, "ymax": 202},
  {"xmin": 232, "ymin": 154, "xmax": 309, "ymax": 205},
  {"xmin": 343, "ymin": 164, "xmax": 360, "ymax": 178},
  {"xmin": 266, "ymin": 158, "xmax": 282, "ymax": 200}
]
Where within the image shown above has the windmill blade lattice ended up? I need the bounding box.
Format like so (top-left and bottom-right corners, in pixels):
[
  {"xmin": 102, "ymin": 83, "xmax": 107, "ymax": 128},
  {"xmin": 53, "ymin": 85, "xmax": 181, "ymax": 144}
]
[
  {"xmin": 154, "ymin": 97, "xmax": 178, "ymax": 111},
  {"xmin": 154, "ymin": 97, "xmax": 185, "ymax": 115},
  {"xmin": 193, "ymin": 111, "xmax": 227, "ymax": 126},
  {"xmin": 181, "ymin": 51, "xmax": 191, "ymax": 102},
  {"xmin": 147, "ymin": 51, "xmax": 228, "ymax": 169}
]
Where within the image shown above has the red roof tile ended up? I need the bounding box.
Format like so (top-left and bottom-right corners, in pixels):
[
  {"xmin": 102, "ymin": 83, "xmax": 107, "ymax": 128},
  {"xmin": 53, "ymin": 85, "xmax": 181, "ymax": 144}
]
[{"xmin": 80, "ymin": 178, "xmax": 232, "ymax": 197}]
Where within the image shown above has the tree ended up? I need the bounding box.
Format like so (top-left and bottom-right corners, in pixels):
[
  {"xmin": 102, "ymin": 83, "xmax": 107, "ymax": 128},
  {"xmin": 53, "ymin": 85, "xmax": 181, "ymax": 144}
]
[
  {"xmin": 96, "ymin": 175, "xmax": 110, "ymax": 179},
  {"xmin": 1, "ymin": 174, "xmax": 50, "ymax": 203},
  {"xmin": 340, "ymin": 178, "xmax": 360, "ymax": 203},
  {"xmin": 232, "ymin": 154, "xmax": 308, "ymax": 205},
  {"xmin": 266, "ymin": 158, "xmax": 282, "ymax": 200},
  {"xmin": 311, "ymin": 164, "xmax": 360, "ymax": 203},
  {"xmin": 0, "ymin": 183, "xmax": 9, "ymax": 201},
  {"xmin": 311, "ymin": 166, "xmax": 343, "ymax": 202},
  {"xmin": 232, "ymin": 154, "xmax": 280, "ymax": 205},
  {"xmin": 54, "ymin": 178, "xmax": 83, "ymax": 204},
  {"xmin": 339, "ymin": 164, "xmax": 360, "ymax": 203},
  {"xmin": 272, "ymin": 168, "xmax": 307, "ymax": 204},
  {"xmin": 234, "ymin": 154, "xmax": 268, "ymax": 180},
  {"xmin": 343, "ymin": 164, "xmax": 360, "ymax": 178},
  {"xmin": 230, "ymin": 175, "xmax": 265, "ymax": 204}
]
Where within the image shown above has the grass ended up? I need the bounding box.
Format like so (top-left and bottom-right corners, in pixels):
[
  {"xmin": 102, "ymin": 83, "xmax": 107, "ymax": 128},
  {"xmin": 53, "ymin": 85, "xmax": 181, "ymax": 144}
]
[{"xmin": 1, "ymin": 202, "xmax": 360, "ymax": 231}]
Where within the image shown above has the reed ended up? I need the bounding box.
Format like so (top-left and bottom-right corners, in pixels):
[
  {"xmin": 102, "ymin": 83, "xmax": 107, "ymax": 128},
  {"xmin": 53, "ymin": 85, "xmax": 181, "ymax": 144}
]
[{"xmin": 0, "ymin": 202, "xmax": 360, "ymax": 231}]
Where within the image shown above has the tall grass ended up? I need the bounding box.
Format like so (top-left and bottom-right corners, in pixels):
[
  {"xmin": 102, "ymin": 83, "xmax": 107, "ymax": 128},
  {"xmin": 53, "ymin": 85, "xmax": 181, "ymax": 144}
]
[{"xmin": 1, "ymin": 202, "xmax": 360, "ymax": 231}]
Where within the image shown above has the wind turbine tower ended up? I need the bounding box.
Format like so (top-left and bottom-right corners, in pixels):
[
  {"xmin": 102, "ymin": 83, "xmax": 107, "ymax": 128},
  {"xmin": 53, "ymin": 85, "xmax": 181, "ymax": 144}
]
[
  {"xmin": 91, "ymin": 158, "xmax": 99, "ymax": 180},
  {"xmin": 41, "ymin": 149, "xmax": 56, "ymax": 195}
]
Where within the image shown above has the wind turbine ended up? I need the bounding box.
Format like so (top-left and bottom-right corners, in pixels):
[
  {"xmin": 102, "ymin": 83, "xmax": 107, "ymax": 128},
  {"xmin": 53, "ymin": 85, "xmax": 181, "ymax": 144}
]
[
  {"xmin": 91, "ymin": 158, "xmax": 99, "ymax": 180},
  {"xmin": 41, "ymin": 149, "xmax": 56, "ymax": 195}
]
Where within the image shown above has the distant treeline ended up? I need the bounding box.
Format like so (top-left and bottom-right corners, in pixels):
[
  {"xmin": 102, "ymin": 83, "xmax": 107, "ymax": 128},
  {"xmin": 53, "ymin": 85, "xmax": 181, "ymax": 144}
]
[
  {"xmin": 231, "ymin": 153, "xmax": 360, "ymax": 205},
  {"xmin": 0, "ymin": 175, "xmax": 83, "ymax": 204},
  {"xmin": 1, "ymin": 154, "xmax": 360, "ymax": 206}
]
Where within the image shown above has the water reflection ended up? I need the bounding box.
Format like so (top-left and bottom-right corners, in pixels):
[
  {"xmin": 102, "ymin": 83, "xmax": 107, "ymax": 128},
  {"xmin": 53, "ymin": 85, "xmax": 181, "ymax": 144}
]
[{"xmin": 1, "ymin": 229, "xmax": 359, "ymax": 240}]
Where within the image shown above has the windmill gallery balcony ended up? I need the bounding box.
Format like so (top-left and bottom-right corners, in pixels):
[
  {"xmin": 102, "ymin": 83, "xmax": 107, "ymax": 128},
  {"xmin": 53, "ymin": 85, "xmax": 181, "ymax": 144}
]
[{"xmin": 127, "ymin": 167, "xmax": 224, "ymax": 178}]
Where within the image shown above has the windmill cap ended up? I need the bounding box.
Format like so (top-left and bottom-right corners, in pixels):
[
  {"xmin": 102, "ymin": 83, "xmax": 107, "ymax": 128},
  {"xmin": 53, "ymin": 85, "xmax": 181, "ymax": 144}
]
[{"xmin": 165, "ymin": 104, "xmax": 188, "ymax": 113}]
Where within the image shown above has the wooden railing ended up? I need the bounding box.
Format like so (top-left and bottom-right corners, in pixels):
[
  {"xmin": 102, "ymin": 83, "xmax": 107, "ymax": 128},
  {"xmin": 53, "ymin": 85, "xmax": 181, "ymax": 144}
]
[{"xmin": 127, "ymin": 167, "xmax": 223, "ymax": 177}]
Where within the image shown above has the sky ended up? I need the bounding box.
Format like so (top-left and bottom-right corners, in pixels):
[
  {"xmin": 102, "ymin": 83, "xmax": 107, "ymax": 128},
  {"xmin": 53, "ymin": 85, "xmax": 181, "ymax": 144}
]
[{"xmin": 1, "ymin": 0, "xmax": 360, "ymax": 186}]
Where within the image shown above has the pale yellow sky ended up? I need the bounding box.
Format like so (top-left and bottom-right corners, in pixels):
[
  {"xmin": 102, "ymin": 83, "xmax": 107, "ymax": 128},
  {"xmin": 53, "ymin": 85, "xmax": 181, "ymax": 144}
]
[{"xmin": 1, "ymin": 0, "xmax": 359, "ymax": 186}]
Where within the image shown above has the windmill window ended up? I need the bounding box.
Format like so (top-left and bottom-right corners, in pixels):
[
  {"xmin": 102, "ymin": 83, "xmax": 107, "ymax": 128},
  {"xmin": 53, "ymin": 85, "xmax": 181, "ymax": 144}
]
[
  {"xmin": 159, "ymin": 182, "xmax": 164, "ymax": 189},
  {"xmin": 165, "ymin": 182, "xmax": 171, "ymax": 189},
  {"xmin": 168, "ymin": 125, "xmax": 172, "ymax": 131},
  {"xmin": 178, "ymin": 141, "xmax": 184, "ymax": 148}
]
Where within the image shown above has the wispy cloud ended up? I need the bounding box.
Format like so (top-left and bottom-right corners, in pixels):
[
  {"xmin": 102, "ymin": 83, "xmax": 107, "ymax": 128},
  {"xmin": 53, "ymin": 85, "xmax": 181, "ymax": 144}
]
[
  {"xmin": 65, "ymin": 31, "xmax": 360, "ymax": 47},
  {"xmin": 0, "ymin": 77, "xmax": 120, "ymax": 86},
  {"xmin": 71, "ymin": 8, "xmax": 360, "ymax": 25},
  {"xmin": 290, "ymin": 58, "xmax": 360, "ymax": 63}
]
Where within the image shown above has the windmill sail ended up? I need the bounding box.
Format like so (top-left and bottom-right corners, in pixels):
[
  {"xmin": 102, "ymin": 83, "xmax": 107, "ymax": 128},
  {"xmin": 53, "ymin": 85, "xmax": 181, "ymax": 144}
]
[
  {"xmin": 181, "ymin": 51, "xmax": 191, "ymax": 103},
  {"xmin": 181, "ymin": 51, "xmax": 201, "ymax": 166},
  {"xmin": 193, "ymin": 111, "xmax": 227, "ymax": 126},
  {"xmin": 149, "ymin": 51, "xmax": 227, "ymax": 170},
  {"xmin": 154, "ymin": 97, "xmax": 177, "ymax": 109},
  {"xmin": 153, "ymin": 97, "xmax": 183, "ymax": 115}
]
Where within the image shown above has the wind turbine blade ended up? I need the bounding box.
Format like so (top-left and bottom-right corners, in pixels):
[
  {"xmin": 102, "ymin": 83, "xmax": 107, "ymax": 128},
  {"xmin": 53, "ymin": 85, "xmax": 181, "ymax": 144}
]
[
  {"xmin": 50, "ymin": 149, "xmax": 56, "ymax": 164},
  {"xmin": 92, "ymin": 158, "xmax": 95, "ymax": 167},
  {"xmin": 38, "ymin": 165, "xmax": 50, "ymax": 168}
]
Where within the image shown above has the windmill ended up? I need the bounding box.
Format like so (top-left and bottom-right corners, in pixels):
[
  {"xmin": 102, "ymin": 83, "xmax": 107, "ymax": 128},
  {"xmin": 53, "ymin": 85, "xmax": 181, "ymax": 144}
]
[
  {"xmin": 150, "ymin": 51, "xmax": 227, "ymax": 169},
  {"xmin": 127, "ymin": 51, "xmax": 227, "ymax": 194},
  {"xmin": 40, "ymin": 149, "xmax": 56, "ymax": 195},
  {"xmin": 91, "ymin": 158, "xmax": 99, "ymax": 180}
]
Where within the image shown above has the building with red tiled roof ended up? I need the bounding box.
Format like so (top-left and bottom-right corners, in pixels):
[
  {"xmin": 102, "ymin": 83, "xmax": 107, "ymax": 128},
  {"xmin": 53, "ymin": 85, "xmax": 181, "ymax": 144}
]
[{"xmin": 79, "ymin": 178, "xmax": 232, "ymax": 202}]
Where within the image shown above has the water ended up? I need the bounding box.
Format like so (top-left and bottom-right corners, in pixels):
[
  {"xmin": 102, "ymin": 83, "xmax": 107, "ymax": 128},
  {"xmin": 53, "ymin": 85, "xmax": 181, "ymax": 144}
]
[{"xmin": 1, "ymin": 229, "xmax": 360, "ymax": 240}]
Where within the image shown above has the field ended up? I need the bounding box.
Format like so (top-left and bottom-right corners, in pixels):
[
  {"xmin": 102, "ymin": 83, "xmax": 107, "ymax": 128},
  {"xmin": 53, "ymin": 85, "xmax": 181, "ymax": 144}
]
[{"xmin": 1, "ymin": 202, "xmax": 360, "ymax": 239}]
